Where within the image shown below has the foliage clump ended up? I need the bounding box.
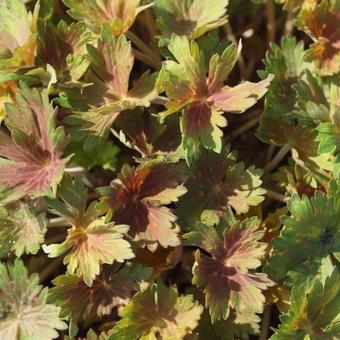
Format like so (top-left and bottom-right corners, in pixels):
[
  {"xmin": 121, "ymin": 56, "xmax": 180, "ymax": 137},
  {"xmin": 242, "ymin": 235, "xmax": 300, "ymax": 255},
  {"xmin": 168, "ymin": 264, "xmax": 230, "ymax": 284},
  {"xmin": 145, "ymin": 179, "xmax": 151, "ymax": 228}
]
[{"xmin": 0, "ymin": 0, "xmax": 339, "ymax": 339}]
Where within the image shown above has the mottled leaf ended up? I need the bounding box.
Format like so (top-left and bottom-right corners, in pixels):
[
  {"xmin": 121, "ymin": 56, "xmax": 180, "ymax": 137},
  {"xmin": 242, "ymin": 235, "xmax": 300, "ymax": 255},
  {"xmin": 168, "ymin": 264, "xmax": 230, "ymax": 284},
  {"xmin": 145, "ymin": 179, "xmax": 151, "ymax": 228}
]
[
  {"xmin": 109, "ymin": 282, "xmax": 203, "ymax": 340},
  {"xmin": 177, "ymin": 145, "xmax": 265, "ymax": 228},
  {"xmin": 297, "ymin": 0, "xmax": 340, "ymax": 75},
  {"xmin": 65, "ymin": 31, "xmax": 160, "ymax": 149},
  {"xmin": 0, "ymin": 259, "xmax": 67, "ymax": 340},
  {"xmin": 0, "ymin": 84, "xmax": 68, "ymax": 204},
  {"xmin": 162, "ymin": 35, "xmax": 272, "ymax": 161},
  {"xmin": 184, "ymin": 218, "xmax": 274, "ymax": 322},
  {"xmin": 48, "ymin": 263, "xmax": 151, "ymax": 321},
  {"xmin": 97, "ymin": 162, "xmax": 187, "ymax": 248},
  {"xmin": 0, "ymin": 202, "xmax": 46, "ymax": 257},
  {"xmin": 113, "ymin": 108, "xmax": 182, "ymax": 162},
  {"xmin": 38, "ymin": 21, "xmax": 93, "ymax": 84},
  {"xmin": 43, "ymin": 177, "xmax": 134, "ymax": 286}
]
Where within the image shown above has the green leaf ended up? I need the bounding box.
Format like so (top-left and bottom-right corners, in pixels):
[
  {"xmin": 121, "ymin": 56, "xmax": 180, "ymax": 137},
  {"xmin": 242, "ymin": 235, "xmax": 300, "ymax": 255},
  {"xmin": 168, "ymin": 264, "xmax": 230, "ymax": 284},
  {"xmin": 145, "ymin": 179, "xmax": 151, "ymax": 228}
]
[
  {"xmin": 271, "ymin": 267, "xmax": 340, "ymax": 339},
  {"xmin": 177, "ymin": 145, "xmax": 265, "ymax": 228},
  {"xmin": 64, "ymin": 139, "xmax": 119, "ymax": 171},
  {"xmin": 109, "ymin": 282, "xmax": 203, "ymax": 340},
  {"xmin": 197, "ymin": 307, "xmax": 261, "ymax": 340},
  {"xmin": 266, "ymin": 179, "xmax": 340, "ymax": 285},
  {"xmin": 0, "ymin": 259, "xmax": 67, "ymax": 340},
  {"xmin": 257, "ymin": 36, "xmax": 308, "ymax": 143}
]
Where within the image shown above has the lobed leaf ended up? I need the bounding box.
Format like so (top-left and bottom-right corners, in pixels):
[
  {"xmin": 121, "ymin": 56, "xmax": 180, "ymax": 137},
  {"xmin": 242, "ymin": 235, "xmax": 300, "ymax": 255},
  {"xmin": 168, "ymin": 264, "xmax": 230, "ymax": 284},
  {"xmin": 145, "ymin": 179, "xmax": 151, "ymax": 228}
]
[
  {"xmin": 48, "ymin": 263, "xmax": 151, "ymax": 321},
  {"xmin": 97, "ymin": 162, "xmax": 187, "ymax": 248},
  {"xmin": 0, "ymin": 259, "xmax": 67, "ymax": 340},
  {"xmin": 272, "ymin": 267, "xmax": 340, "ymax": 339},
  {"xmin": 63, "ymin": 0, "xmax": 153, "ymax": 35},
  {"xmin": 266, "ymin": 179, "xmax": 340, "ymax": 285},
  {"xmin": 163, "ymin": 35, "xmax": 272, "ymax": 161},
  {"xmin": 177, "ymin": 145, "xmax": 266, "ymax": 228},
  {"xmin": 0, "ymin": 84, "xmax": 68, "ymax": 205},
  {"xmin": 154, "ymin": 0, "xmax": 229, "ymax": 39},
  {"xmin": 184, "ymin": 217, "xmax": 274, "ymax": 322},
  {"xmin": 43, "ymin": 177, "xmax": 134, "ymax": 286},
  {"xmin": 0, "ymin": 202, "xmax": 46, "ymax": 257},
  {"xmin": 65, "ymin": 31, "xmax": 160, "ymax": 149},
  {"xmin": 109, "ymin": 282, "xmax": 203, "ymax": 339}
]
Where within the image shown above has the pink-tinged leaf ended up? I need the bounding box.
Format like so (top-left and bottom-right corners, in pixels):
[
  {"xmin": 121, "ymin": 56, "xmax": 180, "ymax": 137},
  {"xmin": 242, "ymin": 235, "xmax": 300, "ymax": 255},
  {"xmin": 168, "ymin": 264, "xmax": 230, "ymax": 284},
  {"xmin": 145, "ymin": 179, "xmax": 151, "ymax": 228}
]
[
  {"xmin": 66, "ymin": 30, "xmax": 160, "ymax": 149},
  {"xmin": 97, "ymin": 162, "xmax": 187, "ymax": 248},
  {"xmin": 165, "ymin": 35, "xmax": 207, "ymax": 100},
  {"xmin": 44, "ymin": 222, "xmax": 134, "ymax": 286},
  {"xmin": 43, "ymin": 177, "xmax": 134, "ymax": 286},
  {"xmin": 0, "ymin": 85, "xmax": 68, "ymax": 205},
  {"xmin": 177, "ymin": 145, "xmax": 265, "ymax": 228},
  {"xmin": 184, "ymin": 218, "xmax": 274, "ymax": 322},
  {"xmin": 48, "ymin": 263, "xmax": 151, "ymax": 321},
  {"xmin": 155, "ymin": 0, "xmax": 229, "ymax": 39},
  {"xmin": 297, "ymin": 0, "xmax": 340, "ymax": 75},
  {"xmin": 110, "ymin": 282, "xmax": 203, "ymax": 340},
  {"xmin": 0, "ymin": 259, "xmax": 67, "ymax": 340},
  {"xmin": 63, "ymin": 0, "xmax": 153, "ymax": 35},
  {"xmin": 162, "ymin": 35, "xmax": 273, "ymax": 160},
  {"xmin": 210, "ymin": 76, "xmax": 274, "ymax": 113},
  {"xmin": 88, "ymin": 33, "xmax": 133, "ymax": 100}
]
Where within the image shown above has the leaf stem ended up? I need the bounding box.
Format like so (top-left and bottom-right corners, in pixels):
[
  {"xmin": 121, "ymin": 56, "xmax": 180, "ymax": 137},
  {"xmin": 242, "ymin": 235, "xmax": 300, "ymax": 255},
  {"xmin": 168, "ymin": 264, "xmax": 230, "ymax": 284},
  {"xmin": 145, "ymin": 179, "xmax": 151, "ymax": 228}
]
[
  {"xmin": 264, "ymin": 144, "xmax": 291, "ymax": 174},
  {"xmin": 39, "ymin": 257, "xmax": 64, "ymax": 283},
  {"xmin": 260, "ymin": 305, "xmax": 271, "ymax": 340},
  {"xmin": 265, "ymin": 188, "xmax": 287, "ymax": 203},
  {"xmin": 133, "ymin": 48, "xmax": 160, "ymax": 69},
  {"xmin": 64, "ymin": 167, "xmax": 86, "ymax": 175},
  {"xmin": 265, "ymin": 144, "xmax": 276, "ymax": 164},
  {"xmin": 284, "ymin": 9, "xmax": 294, "ymax": 36},
  {"xmin": 225, "ymin": 114, "xmax": 261, "ymax": 142},
  {"xmin": 127, "ymin": 31, "xmax": 161, "ymax": 68},
  {"xmin": 152, "ymin": 96, "xmax": 170, "ymax": 105},
  {"xmin": 266, "ymin": 0, "xmax": 276, "ymax": 44},
  {"xmin": 47, "ymin": 217, "xmax": 71, "ymax": 228}
]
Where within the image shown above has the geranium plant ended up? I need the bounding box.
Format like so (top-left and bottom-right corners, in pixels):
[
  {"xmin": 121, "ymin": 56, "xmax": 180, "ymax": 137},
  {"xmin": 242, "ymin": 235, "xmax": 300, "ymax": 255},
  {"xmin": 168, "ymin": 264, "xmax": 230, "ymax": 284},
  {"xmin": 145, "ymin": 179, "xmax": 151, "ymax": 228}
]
[{"xmin": 0, "ymin": 0, "xmax": 339, "ymax": 339}]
